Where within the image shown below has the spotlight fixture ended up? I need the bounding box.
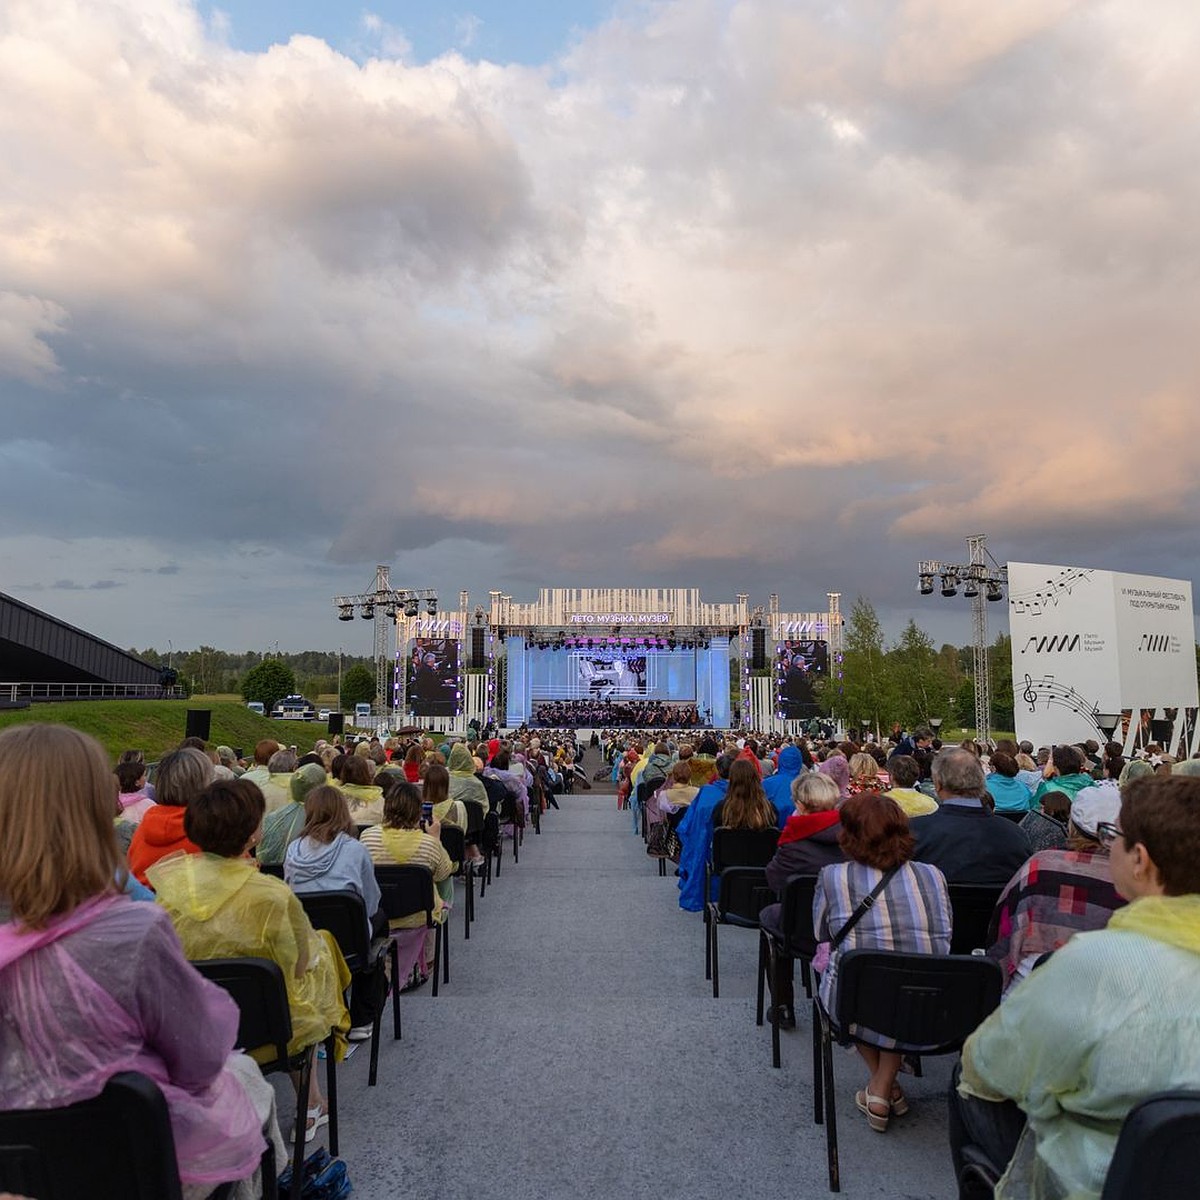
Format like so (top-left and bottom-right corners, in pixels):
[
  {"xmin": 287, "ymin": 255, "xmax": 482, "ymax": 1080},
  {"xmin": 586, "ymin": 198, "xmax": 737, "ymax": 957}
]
[
  {"xmin": 360, "ymin": 602, "xmax": 375, "ymax": 619},
  {"xmin": 918, "ymin": 574, "xmax": 934, "ymax": 596},
  {"xmin": 940, "ymin": 572, "xmax": 958, "ymax": 598},
  {"xmin": 403, "ymin": 598, "xmax": 419, "ymax": 618},
  {"xmin": 426, "ymin": 596, "xmax": 438, "ymax": 615},
  {"xmin": 338, "ymin": 605, "xmax": 354, "ymax": 621},
  {"xmin": 962, "ymin": 577, "xmax": 979, "ymax": 600},
  {"xmin": 383, "ymin": 603, "xmax": 399, "ymax": 620},
  {"xmin": 986, "ymin": 579, "xmax": 1005, "ymax": 602}
]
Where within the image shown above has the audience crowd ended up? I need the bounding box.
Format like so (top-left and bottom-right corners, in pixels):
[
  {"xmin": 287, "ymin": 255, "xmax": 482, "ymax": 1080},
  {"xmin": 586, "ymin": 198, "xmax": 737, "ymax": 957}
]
[{"xmin": 1, "ymin": 712, "xmax": 1198, "ymax": 1200}]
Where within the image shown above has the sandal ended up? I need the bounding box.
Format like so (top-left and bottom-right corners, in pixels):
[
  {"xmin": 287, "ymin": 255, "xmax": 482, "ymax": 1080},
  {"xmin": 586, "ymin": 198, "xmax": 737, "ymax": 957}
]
[
  {"xmin": 297, "ymin": 1105, "xmax": 329, "ymax": 1144},
  {"xmin": 854, "ymin": 1089, "xmax": 891, "ymax": 1132},
  {"xmin": 890, "ymin": 1085, "xmax": 910, "ymax": 1117}
]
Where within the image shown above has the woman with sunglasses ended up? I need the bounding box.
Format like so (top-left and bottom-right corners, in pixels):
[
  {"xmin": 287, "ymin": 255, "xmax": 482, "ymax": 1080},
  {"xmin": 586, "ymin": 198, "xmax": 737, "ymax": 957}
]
[{"xmin": 951, "ymin": 774, "xmax": 1200, "ymax": 1200}]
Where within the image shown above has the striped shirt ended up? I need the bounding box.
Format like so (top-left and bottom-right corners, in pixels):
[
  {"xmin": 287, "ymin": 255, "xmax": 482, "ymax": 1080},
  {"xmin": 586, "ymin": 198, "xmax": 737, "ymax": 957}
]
[{"xmin": 814, "ymin": 859, "xmax": 952, "ymax": 1047}]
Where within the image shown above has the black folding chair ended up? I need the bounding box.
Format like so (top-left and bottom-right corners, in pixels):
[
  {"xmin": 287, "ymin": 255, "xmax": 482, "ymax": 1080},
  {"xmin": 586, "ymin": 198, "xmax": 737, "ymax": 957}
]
[
  {"xmin": 703, "ymin": 826, "xmax": 779, "ymax": 999},
  {"xmin": 0, "ymin": 1070, "xmax": 264, "ymax": 1200},
  {"xmin": 192, "ymin": 956, "xmax": 339, "ymax": 1200},
  {"xmin": 374, "ymin": 863, "xmax": 448, "ymax": 995},
  {"xmin": 298, "ymin": 889, "xmax": 398, "ymax": 1086},
  {"xmin": 1101, "ymin": 1091, "xmax": 1200, "ymax": 1200},
  {"xmin": 462, "ymin": 798, "xmax": 490, "ymax": 896},
  {"xmin": 756, "ymin": 873, "xmax": 820, "ymax": 1069},
  {"xmin": 635, "ymin": 778, "xmax": 658, "ymax": 842},
  {"xmin": 257, "ymin": 861, "xmax": 286, "ymax": 879},
  {"xmin": 495, "ymin": 789, "xmax": 523, "ymax": 868},
  {"xmin": 439, "ymin": 824, "xmax": 475, "ymax": 939},
  {"xmin": 814, "ymin": 950, "xmax": 1002, "ymax": 1191},
  {"xmin": 947, "ymin": 882, "xmax": 1005, "ymax": 955}
]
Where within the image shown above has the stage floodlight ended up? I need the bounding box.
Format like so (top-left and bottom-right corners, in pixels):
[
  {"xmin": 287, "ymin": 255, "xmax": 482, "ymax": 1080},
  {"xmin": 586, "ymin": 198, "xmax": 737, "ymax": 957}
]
[
  {"xmin": 403, "ymin": 598, "xmax": 419, "ymax": 618},
  {"xmin": 426, "ymin": 597, "xmax": 438, "ymax": 615},
  {"xmin": 962, "ymin": 577, "xmax": 979, "ymax": 599},
  {"xmin": 986, "ymin": 579, "xmax": 1005, "ymax": 602},
  {"xmin": 360, "ymin": 602, "xmax": 375, "ymax": 619},
  {"xmin": 338, "ymin": 605, "xmax": 354, "ymax": 621},
  {"xmin": 940, "ymin": 572, "xmax": 958, "ymax": 598},
  {"xmin": 383, "ymin": 604, "xmax": 398, "ymax": 619}
]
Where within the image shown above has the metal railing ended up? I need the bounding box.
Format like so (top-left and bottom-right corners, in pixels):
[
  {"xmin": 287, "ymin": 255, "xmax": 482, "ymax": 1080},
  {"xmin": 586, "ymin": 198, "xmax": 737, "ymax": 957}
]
[{"xmin": 0, "ymin": 682, "xmax": 186, "ymax": 703}]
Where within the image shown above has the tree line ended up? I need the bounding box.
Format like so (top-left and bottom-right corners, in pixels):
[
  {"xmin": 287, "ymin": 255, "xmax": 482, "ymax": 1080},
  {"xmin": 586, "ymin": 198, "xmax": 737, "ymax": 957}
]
[
  {"xmin": 129, "ymin": 646, "xmax": 374, "ymax": 707},
  {"xmin": 810, "ymin": 597, "xmax": 1015, "ymax": 737}
]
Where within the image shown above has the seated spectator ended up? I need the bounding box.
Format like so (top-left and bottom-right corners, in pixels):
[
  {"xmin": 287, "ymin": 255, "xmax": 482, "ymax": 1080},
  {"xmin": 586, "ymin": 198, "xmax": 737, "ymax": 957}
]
[
  {"xmin": 760, "ymin": 771, "xmax": 846, "ymax": 1028},
  {"xmin": 885, "ymin": 755, "xmax": 938, "ymax": 817},
  {"xmin": 952, "ymin": 774, "xmax": 1200, "ymax": 1198},
  {"xmin": 815, "ymin": 792, "xmax": 951, "ymax": 1130},
  {"xmin": 654, "ymin": 760, "xmax": 700, "ymax": 820},
  {"xmin": 216, "ymin": 745, "xmax": 244, "ymax": 776},
  {"xmin": 1018, "ymin": 790, "xmax": 1071, "ymax": 852},
  {"xmin": 338, "ymin": 754, "xmax": 385, "ymax": 826},
  {"xmin": 847, "ymin": 752, "xmax": 889, "ymax": 795},
  {"xmin": 423, "ymin": 761, "xmax": 483, "ymax": 870},
  {"xmin": 258, "ymin": 748, "xmax": 297, "ymax": 815},
  {"xmin": 911, "ymin": 749, "xmax": 1031, "ymax": 885},
  {"xmin": 128, "ymin": 747, "xmax": 212, "ymax": 886},
  {"xmin": 1014, "ymin": 751, "xmax": 1043, "ymax": 795},
  {"xmin": 115, "ymin": 759, "xmax": 155, "ymax": 824},
  {"xmin": 986, "ymin": 751, "xmax": 1034, "ymax": 815},
  {"xmin": 401, "ymin": 743, "xmax": 423, "ymax": 783},
  {"xmin": 712, "ymin": 758, "xmax": 778, "ymax": 831},
  {"xmin": 818, "ymin": 753, "xmax": 850, "ymax": 801},
  {"xmin": 285, "ymin": 783, "xmax": 386, "ymax": 1041},
  {"xmin": 987, "ymin": 787, "xmax": 1125, "ymax": 991},
  {"xmin": 447, "ymin": 743, "xmax": 488, "ymax": 815},
  {"xmin": 360, "ymin": 780, "xmax": 454, "ymax": 981},
  {"xmin": 640, "ymin": 742, "xmax": 674, "ymax": 793},
  {"xmin": 150, "ymin": 779, "xmax": 350, "ymax": 1143},
  {"xmin": 0, "ymin": 725, "xmax": 284, "ymax": 1198},
  {"xmin": 675, "ymin": 753, "xmax": 735, "ymax": 912},
  {"xmin": 258, "ymin": 762, "xmax": 327, "ymax": 867},
  {"xmin": 1031, "ymin": 744, "xmax": 1097, "ymax": 808},
  {"xmin": 241, "ymin": 740, "xmax": 278, "ymax": 790},
  {"xmin": 763, "ymin": 744, "xmax": 806, "ymax": 829}
]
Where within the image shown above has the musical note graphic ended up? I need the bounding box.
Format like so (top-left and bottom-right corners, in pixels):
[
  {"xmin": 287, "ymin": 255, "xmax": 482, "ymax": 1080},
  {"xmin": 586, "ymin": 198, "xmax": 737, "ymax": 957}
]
[
  {"xmin": 1020, "ymin": 673, "xmax": 1104, "ymax": 736},
  {"xmin": 1009, "ymin": 568, "xmax": 1095, "ymax": 617}
]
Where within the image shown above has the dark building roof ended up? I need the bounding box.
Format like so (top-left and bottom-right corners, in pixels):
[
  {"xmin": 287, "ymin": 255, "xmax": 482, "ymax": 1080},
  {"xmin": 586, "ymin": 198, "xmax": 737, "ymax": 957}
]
[{"xmin": 0, "ymin": 592, "xmax": 162, "ymax": 685}]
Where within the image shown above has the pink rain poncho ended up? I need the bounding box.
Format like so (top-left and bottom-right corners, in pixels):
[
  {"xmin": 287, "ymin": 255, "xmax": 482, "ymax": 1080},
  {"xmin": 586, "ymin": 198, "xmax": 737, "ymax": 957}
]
[{"xmin": 0, "ymin": 893, "xmax": 267, "ymax": 1189}]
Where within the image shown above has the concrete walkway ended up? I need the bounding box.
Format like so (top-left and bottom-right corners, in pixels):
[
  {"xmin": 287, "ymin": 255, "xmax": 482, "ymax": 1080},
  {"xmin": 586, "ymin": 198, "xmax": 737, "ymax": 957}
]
[{"xmin": 317, "ymin": 758, "xmax": 961, "ymax": 1199}]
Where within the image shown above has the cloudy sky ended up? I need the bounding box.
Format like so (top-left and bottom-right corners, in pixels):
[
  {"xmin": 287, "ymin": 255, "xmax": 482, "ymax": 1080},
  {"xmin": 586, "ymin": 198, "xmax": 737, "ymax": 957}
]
[{"xmin": 2, "ymin": 0, "xmax": 1198, "ymax": 658}]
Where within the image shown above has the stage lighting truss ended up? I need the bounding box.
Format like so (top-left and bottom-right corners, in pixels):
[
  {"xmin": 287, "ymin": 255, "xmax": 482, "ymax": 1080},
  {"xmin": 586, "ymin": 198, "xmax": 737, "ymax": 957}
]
[{"xmin": 333, "ymin": 586, "xmax": 438, "ymax": 625}]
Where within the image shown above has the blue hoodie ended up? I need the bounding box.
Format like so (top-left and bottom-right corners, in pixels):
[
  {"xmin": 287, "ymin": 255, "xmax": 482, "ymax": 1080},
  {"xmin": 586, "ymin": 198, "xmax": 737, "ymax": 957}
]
[{"xmin": 763, "ymin": 745, "xmax": 804, "ymax": 829}]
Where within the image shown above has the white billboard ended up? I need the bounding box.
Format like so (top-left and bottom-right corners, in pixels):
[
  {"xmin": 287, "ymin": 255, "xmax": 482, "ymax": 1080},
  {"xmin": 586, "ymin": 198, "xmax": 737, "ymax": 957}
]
[{"xmin": 1010, "ymin": 563, "xmax": 1197, "ymax": 751}]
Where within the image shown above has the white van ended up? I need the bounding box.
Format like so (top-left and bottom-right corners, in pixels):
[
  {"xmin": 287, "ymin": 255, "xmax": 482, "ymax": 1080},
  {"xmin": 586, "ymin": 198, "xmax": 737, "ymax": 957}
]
[
  {"xmin": 354, "ymin": 703, "xmax": 372, "ymax": 725},
  {"xmin": 246, "ymin": 701, "xmax": 265, "ymax": 716}
]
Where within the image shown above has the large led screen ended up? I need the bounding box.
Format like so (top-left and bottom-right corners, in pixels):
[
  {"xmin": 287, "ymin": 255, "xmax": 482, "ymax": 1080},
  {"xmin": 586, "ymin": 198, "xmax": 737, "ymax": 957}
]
[
  {"xmin": 776, "ymin": 639, "xmax": 828, "ymax": 719},
  {"xmin": 527, "ymin": 646, "xmax": 698, "ymax": 702},
  {"xmin": 406, "ymin": 637, "xmax": 460, "ymax": 717}
]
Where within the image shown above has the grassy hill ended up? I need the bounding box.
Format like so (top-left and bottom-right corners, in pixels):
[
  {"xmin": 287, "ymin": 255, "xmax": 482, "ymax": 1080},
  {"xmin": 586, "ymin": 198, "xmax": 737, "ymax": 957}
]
[{"xmin": 0, "ymin": 699, "xmax": 333, "ymax": 760}]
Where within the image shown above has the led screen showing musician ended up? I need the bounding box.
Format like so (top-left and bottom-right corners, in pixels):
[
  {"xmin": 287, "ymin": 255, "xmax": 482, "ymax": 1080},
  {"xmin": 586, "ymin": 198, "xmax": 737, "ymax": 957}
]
[
  {"xmin": 407, "ymin": 638, "xmax": 460, "ymax": 717},
  {"xmin": 776, "ymin": 639, "xmax": 828, "ymax": 719}
]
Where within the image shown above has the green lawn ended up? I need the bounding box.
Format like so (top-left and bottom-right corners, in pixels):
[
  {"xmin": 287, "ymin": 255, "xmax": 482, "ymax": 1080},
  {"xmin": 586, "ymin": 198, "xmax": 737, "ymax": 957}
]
[{"xmin": 0, "ymin": 699, "xmax": 332, "ymax": 761}]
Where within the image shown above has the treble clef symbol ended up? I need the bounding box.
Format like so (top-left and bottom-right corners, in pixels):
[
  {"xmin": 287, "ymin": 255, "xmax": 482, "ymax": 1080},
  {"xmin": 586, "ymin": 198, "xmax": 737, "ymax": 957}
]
[{"xmin": 1022, "ymin": 674, "xmax": 1037, "ymax": 712}]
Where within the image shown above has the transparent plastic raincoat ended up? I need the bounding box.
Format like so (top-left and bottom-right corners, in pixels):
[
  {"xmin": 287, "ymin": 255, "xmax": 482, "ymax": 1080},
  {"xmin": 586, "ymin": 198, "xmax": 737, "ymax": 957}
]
[{"xmin": 149, "ymin": 852, "xmax": 350, "ymax": 1057}]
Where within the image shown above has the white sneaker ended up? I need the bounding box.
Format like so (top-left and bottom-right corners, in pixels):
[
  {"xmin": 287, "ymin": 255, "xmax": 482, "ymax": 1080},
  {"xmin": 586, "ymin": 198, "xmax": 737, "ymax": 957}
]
[{"xmin": 347, "ymin": 1024, "xmax": 373, "ymax": 1042}]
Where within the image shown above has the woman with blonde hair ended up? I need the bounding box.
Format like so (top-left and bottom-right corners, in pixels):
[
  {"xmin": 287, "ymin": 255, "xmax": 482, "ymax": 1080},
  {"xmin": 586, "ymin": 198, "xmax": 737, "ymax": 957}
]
[
  {"xmin": 848, "ymin": 752, "xmax": 889, "ymax": 795},
  {"xmin": 0, "ymin": 725, "xmax": 283, "ymax": 1198},
  {"xmin": 338, "ymin": 753, "xmax": 385, "ymax": 826}
]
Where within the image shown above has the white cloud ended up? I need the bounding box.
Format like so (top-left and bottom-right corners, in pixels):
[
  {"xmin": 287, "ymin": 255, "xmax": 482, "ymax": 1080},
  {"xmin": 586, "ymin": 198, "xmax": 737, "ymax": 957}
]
[{"xmin": 0, "ymin": 0, "xmax": 1198, "ymax": 644}]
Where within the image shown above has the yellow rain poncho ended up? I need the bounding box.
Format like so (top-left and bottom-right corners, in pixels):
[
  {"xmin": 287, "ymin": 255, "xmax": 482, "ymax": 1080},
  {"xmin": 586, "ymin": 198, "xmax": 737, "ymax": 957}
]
[
  {"xmin": 960, "ymin": 893, "xmax": 1200, "ymax": 1199},
  {"xmin": 447, "ymin": 744, "xmax": 487, "ymax": 810},
  {"xmin": 148, "ymin": 852, "xmax": 350, "ymax": 1058},
  {"xmin": 339, "ymin": 782, "xmax": 385, "ymax": 826}
]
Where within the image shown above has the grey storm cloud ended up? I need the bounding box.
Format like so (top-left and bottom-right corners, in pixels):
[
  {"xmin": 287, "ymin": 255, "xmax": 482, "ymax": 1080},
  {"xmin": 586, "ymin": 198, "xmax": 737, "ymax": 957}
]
[{"xmin": 0, "ymin": 0, "xmax": 1198, "ymax": 649}]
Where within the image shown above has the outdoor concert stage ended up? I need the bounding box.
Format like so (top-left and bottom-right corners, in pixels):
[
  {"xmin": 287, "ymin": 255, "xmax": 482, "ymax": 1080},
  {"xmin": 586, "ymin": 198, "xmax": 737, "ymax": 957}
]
[{"xmin": 390, "ymin": 587, "xmax": 842, "ymax": 734}]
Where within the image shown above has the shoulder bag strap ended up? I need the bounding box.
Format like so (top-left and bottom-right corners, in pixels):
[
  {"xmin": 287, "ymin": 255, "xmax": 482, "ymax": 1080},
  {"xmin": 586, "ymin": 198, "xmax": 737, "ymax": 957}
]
[{"xmin": 828, "ymin": 866, "xmax": 900, "ymax": 952}]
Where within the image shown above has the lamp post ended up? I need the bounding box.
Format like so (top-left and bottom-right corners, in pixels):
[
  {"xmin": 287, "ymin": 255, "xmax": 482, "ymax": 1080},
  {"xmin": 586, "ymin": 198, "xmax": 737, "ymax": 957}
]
[
  {"xmin": 929, "ymin": 716, "xmax": 943, "ymax": 738},
  {"xmin": 917, "ymin": 535, "xmax": 1007, "ymax": 742}
]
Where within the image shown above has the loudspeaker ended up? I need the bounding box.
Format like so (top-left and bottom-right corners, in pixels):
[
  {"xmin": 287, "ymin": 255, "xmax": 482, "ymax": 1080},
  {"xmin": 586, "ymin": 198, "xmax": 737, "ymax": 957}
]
[
  {"xmin": 1148, "ymin": 718, "xmax": 1173, "ymax": 744},
  {"xmin": 328, "ymin": 712, "xmax": 345, "ymax": 736},
  {"xmin": 751, "ymin": 628, "xmax": 766, "ymax": 670},
  {"xmin": 185, "ymin": 709, "xmax": 212, "ymax": 743},
  {"xmin": 470, "ymin": 626, "xmax": 486, "ymax": 669}
]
